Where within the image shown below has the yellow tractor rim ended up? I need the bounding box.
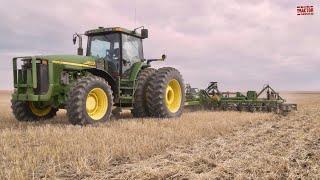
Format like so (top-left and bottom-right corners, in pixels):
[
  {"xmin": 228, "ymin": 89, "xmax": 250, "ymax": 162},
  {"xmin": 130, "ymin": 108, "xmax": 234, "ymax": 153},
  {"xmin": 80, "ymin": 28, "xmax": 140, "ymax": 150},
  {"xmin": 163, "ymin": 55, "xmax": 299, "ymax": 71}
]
[
  {"xmin": 86, "ymin": 88, "xmax": 108, "ymax": 120},
  {"xmin": 165, "ymin": 79, "xmax": 182, "ymax": 113},
  {"xmin": 29, "ymin": 102, "xmax": 52, "ymax": 117}
]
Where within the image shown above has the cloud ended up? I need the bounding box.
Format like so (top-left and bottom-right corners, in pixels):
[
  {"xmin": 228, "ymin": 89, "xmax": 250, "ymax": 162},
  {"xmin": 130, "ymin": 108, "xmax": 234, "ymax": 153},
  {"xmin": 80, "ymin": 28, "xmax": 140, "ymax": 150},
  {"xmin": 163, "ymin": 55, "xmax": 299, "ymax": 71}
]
[{"xmin": 0, "ymin": 0, "xmax": 319, "ymax": 91}]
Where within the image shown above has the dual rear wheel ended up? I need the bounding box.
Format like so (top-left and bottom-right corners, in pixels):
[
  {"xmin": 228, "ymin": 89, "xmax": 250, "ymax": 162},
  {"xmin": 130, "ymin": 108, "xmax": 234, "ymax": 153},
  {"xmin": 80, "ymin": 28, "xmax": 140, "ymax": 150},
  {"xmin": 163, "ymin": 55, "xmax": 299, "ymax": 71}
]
[
  {"xmin": 146, "ymin": 67, "xmax": 185, "ymax": 118},
  {"xmin": 132, "ymin": 67, "xmax": 185, "ymax": 118}
]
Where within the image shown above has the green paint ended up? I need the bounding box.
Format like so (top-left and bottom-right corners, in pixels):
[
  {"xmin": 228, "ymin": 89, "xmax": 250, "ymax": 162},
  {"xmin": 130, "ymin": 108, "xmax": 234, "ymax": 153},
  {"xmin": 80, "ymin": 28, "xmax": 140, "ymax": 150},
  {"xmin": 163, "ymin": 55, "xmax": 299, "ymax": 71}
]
[
  {"xmin": 32, "ymin": 57, "xmax": 37, "ymax": 88},
  {"xmin": 185, "ymin": 82, "xmax": 288, "ymax": 111}
]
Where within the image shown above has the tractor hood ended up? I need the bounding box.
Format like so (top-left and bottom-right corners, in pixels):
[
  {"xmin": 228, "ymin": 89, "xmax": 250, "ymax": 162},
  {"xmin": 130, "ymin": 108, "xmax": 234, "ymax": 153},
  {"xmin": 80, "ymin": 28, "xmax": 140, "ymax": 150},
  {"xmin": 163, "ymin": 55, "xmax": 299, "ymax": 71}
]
[{"xmin": 37, "ymin": 55, "xmax": 96, "ymax": 68}]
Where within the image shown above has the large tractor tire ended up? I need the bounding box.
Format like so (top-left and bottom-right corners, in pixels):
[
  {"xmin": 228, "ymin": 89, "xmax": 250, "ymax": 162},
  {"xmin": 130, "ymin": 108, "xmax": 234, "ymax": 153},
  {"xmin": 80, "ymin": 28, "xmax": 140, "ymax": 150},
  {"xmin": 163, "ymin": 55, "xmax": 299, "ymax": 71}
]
[
  {"xmin": 67, "ymin": 75, "xmax": 113, "ymax": 125},
  {"xmin": 147, "ymin": 67, "xmax": 185, "ymax": 118},
  {"xmin": 131, "ymin": 68, "xmax": 157, "ymax": 117},
  {"xmin": 11, "ymin": 100, "xmax": 58, "ymax": 121}
]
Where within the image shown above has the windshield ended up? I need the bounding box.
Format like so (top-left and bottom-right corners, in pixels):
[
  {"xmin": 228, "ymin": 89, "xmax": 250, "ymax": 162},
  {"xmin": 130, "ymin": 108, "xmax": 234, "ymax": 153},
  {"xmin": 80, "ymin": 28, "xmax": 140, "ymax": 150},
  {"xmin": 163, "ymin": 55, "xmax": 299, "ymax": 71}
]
[{"xmin": 87, "ymin": 33, "xmax": 120, "ymax": 74}]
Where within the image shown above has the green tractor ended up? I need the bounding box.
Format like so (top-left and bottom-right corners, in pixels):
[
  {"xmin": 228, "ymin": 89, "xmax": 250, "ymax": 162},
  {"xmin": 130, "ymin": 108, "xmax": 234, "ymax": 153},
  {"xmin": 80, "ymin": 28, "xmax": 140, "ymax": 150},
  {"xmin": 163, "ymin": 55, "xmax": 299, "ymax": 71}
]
[{"xmin": 11, "ymin": 27, "xmax": 185, "ymax": 125}]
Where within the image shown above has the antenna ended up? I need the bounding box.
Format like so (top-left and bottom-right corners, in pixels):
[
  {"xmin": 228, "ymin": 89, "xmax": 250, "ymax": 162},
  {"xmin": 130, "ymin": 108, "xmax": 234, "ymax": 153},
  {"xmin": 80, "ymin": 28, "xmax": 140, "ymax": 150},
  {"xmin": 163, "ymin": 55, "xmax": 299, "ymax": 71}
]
[{"xmin": 134, "ymin": 0, "xmax": 137, "ymax": 27}]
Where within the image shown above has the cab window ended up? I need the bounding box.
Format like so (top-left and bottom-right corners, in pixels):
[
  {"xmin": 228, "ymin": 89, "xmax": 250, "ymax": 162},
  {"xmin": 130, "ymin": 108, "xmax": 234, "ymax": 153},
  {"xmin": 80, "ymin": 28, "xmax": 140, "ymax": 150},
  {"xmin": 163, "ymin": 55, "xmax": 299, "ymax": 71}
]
[
  {"xmin": 88, "ymin": 33, "xmax": 120, "ymax": 74},
  {"xmin": 122, "ymin": 34, "xmax": 143, "ymax": 73}
]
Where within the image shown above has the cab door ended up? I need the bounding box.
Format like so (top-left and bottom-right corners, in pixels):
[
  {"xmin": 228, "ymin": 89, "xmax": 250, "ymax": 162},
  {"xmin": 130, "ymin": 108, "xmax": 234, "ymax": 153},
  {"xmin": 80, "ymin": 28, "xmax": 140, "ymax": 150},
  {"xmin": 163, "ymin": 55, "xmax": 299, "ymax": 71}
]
[
  {"xmin": 88, "ymin": 33, "xmax": 121, "ymax": 77},
  {"xmin": 121, "ymin": 34, "xmax": 144, "ymax": 77}
]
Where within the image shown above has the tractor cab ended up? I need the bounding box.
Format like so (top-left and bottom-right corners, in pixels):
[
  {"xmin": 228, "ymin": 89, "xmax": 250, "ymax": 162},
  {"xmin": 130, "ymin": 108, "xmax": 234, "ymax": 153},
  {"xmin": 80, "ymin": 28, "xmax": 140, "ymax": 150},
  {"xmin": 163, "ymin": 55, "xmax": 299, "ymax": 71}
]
[{"xmin": 82, "ymin": 27, "xmax": 148, "ymax": 78}]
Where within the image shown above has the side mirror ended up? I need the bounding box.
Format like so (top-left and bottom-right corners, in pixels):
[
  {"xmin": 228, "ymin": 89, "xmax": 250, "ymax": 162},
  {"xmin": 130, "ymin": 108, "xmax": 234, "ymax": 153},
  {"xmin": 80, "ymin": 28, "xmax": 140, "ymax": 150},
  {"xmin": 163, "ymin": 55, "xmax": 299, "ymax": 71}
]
[
  {"xmin": 146, "ymin": 54, "xmax": 167, "ymax": 64},
  {"xmin": 73, "ymin": 36, "xmax": 77, "ymax": 45},
  {"xmin": 73, "ymin": 33, "xmax": 83, "ymax": 55},
  {"xmin": 141, "ymin": 29, "xmax": 148, "ymax": 39},
  {"xmin": 161, "ymin": 54, "xmax": 166, "ymax": 60}
]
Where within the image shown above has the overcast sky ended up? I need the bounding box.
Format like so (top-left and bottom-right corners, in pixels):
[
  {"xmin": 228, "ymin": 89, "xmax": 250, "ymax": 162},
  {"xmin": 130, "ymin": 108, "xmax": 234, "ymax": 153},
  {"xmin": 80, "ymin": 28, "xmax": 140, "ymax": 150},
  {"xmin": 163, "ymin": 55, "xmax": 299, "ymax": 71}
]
[{"xmin": 0, "ymin": 0, "xmax": 319, "ymax": 91}]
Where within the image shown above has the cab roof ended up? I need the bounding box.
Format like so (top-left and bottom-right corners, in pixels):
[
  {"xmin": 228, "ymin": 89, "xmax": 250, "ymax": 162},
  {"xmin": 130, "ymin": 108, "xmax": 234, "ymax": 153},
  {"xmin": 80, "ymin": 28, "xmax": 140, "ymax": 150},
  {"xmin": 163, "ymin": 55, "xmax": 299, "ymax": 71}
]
[{"xmin": 85, "ymin": 27, "xmax": 143, "ymax": 38}]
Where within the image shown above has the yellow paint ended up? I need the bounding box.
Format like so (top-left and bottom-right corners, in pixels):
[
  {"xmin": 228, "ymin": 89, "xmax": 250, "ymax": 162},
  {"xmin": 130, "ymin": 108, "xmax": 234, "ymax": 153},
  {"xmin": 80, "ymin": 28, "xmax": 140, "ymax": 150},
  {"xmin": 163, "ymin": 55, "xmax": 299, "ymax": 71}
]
[
  {"xmin": 29, "ymin": 102, "xmax": 52, "ymax": 117},
  {"xmin": 165, "ymin": 79, "xmax": 182, "ymax": 113},
  {"xmin": 52, "ymin": 60, "xmax": 95, "ymax": 68},
  {"xmin": 86, "ymin": 88, "xmax": 108, "ymax": 120},
  {"xmin": 83, "ymin": 61, "xmax": 96, "ymax": 66}
]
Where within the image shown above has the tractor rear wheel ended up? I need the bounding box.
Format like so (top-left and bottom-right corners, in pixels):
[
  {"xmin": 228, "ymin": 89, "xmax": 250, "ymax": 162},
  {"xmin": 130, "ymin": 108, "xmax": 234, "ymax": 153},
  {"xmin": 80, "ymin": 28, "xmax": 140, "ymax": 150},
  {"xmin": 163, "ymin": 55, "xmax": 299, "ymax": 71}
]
[
  {"xmin": 11, "ymin": 100, "xmax": 58, "ymax": 121},
  {"xmin": 146, "ymin": 67, "xmax": 185, "ymax": 118},
  {"xmin": 67, "ymin": 75, "xmax": 113, "ymax": 125},
  {"xmin": 132, "ymin": 68, "xmax": 156, "ymax": 117}
]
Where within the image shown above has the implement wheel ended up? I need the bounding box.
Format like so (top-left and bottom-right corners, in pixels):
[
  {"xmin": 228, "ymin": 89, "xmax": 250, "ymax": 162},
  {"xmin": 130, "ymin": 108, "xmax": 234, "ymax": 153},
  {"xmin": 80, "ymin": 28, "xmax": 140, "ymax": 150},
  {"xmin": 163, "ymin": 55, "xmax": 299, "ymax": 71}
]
[
  {"xmin": 67, "ymin": 75, "xmax": 113, "ymax": 125},
  {"xmin": 147, "ymin": 67, "xmax": 185, "ymax": 118},
  {"xmin": 11, "ymin": 100, "xmax": 58, "ymax": 121},
  {"xmin": 132, "ymin": 68, "xmax": 157, "ymax": 117},
  {"xmin": 249, "ymin": 105, "xmax": 256, "ymax": 112},
  {"xmin": 237, "ymin": 104, "xmax": 244, "ymax": 112}
]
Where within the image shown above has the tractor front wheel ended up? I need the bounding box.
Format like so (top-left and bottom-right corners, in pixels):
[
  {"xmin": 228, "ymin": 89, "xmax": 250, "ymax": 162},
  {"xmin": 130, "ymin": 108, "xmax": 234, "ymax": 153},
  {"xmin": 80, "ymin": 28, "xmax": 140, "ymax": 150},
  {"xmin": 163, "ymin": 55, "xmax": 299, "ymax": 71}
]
[
  {"xmin": 11, "ymin": 100, "xmax": 58, "ymax": 121},
  {"xmin": 67, "ymin": 75, "xmax": 113, "ymax": 125},
  {"xmin": 147, "ymin": 67, "xmax": 185, "ymax": 118}
]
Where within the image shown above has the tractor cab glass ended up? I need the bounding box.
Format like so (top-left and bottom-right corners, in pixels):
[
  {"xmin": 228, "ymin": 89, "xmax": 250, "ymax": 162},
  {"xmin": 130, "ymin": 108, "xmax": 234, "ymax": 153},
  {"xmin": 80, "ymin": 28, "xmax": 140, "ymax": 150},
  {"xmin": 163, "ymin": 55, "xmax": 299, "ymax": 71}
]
[
  {"xmin": 87, "ymin": 33, "xmax": 120, "ymax": 75},
  {"xmin": 121, "ymin": 34, "xmax": 143, "ymax": 75},
  {"xmin": 87, "ymin": 32, "xmax": 144, "ymax": 77}
]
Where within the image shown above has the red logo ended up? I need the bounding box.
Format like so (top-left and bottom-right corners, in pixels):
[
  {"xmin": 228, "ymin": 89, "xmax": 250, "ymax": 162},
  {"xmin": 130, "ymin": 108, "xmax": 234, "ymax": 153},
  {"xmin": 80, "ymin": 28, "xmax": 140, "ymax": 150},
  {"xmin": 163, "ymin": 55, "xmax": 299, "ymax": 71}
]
[{"xmin": 297, "ymin": 6, "xmax": 314, "ymax": 15}]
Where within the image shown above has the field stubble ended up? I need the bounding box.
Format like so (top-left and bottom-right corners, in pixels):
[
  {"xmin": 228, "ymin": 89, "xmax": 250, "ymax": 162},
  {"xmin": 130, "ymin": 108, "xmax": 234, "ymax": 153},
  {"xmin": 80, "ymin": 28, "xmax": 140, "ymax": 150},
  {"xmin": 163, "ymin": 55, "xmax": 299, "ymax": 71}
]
[{"xmin": 0, "ymin": 91, "xmax": 319, "ymax": 179}]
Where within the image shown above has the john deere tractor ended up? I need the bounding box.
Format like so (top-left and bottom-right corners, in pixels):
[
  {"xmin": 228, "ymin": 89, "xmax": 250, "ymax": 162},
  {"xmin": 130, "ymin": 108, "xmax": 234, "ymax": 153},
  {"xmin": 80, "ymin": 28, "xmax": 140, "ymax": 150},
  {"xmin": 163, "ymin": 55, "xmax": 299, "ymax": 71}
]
[{"xmin": 11, "ymin": 27, "xmax": 185, "ymax": 125}]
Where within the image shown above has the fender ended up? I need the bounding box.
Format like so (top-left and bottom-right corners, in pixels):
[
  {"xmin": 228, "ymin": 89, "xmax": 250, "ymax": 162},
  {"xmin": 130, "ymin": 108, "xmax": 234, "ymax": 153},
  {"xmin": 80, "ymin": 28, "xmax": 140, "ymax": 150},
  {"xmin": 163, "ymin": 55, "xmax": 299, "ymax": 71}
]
[{"xmin": 86, "ymin": 68, "xmax": 118, "ymax": 100}]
